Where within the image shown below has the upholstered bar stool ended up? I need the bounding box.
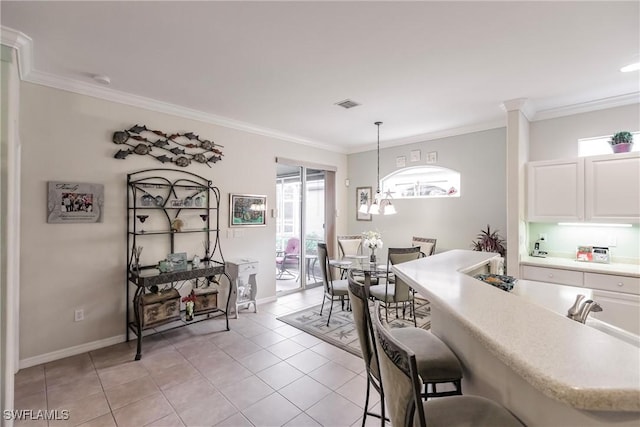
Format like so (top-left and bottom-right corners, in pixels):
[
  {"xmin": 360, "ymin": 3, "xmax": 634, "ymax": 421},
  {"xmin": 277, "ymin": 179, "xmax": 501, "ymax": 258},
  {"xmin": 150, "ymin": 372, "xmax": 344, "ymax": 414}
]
[
  {"xmin": 347, "ymin": 273, "xmax": 464, "ymax": 427},
  {"xmin": 372, "ymin": 301, "xmax": 524, "ymax": 427}
]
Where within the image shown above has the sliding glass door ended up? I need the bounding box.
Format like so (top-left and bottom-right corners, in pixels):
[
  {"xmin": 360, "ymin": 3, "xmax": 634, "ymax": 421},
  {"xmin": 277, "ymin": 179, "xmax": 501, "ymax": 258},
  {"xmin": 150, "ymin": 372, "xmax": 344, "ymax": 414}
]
[{"xmin": 276, "ymin": 163, "xmax": 327, "ymax": 294}]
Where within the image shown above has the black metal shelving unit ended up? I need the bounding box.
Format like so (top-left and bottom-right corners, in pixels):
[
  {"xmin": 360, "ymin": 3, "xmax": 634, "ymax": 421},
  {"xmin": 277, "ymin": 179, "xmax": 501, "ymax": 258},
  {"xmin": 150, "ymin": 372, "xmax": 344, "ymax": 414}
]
[{"xmin": 126, "ymin": 168, "xmax": 230, "ymax": 360}]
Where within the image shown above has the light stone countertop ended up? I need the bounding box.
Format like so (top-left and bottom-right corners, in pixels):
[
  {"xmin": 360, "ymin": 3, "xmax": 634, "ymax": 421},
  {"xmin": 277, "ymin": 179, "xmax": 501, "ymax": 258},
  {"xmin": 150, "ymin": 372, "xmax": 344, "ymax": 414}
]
[
  {"xmin": 392, "ymin": 249, "xmax": 640, "ymax": 412},
  {"xmin": 521, "ymin": 255, "xmax": 640, "ymax": 277}
]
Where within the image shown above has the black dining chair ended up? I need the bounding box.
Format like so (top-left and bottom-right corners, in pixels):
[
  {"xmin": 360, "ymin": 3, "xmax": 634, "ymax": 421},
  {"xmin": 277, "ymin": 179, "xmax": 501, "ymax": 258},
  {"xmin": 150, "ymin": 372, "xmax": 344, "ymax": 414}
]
[{"xmin": 317, "ymin": 242, "xmax": 349, "ymax": 326}]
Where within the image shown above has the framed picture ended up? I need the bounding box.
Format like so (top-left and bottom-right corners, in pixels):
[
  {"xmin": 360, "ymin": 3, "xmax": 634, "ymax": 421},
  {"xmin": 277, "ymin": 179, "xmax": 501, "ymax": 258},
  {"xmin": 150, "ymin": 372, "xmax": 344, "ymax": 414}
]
[
  {"xmin": 229, "ymin": 194, "xmax": 267, "ymax": 227},
  {"xmin": 356, "ymin": 187, "xmax": 372, "ymax": 221},
  {"xmin": 167, "ymin": 252, "xmax": 188, "ymax": 271},
  {"xmin": 47, "ymin": 181, "xmax": 104, "ymax": 223}
]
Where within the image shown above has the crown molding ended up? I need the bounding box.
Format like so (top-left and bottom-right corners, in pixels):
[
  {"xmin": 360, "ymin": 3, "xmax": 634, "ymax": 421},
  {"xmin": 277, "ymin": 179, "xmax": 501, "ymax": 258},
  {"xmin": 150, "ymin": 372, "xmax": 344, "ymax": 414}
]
[
  {"xmin": 25, "ymin": 69, "xmax": 347, "ymax": 154},
  {"xmin": 532, "ymin": 92, "xmax": 640, "ymax": 122},
  {"xmin": 347, "ymin": 118, "xmax": 506, "ymax": 154},
  {"xmin": 0, "ymin": 26, "xmax": 33, "ymax": 80}
]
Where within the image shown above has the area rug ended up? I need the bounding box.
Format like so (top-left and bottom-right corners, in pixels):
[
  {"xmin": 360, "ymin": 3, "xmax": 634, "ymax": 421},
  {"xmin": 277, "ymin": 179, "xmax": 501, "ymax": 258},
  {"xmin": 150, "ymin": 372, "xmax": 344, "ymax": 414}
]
[{"xmin": 277, "ymin": 299, "xmax": 430, "ymax": 358}]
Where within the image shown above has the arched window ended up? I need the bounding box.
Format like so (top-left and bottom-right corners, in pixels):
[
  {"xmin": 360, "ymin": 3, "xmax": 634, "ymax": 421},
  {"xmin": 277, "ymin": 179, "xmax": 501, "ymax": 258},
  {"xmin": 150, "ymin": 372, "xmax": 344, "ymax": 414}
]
[{"xmin": 381, "ymin": 166, "xmax": 460, "ymax": 199}]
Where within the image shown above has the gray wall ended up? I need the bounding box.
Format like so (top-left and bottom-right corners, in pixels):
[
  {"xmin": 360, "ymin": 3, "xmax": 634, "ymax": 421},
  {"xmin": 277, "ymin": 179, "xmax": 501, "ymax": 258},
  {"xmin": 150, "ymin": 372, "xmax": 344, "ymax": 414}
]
[
  {"xmin": 529, "ymin": 104, "xmax": 640, "ymax": 161},
  {"xmin": 347, "ymin": 128, "xmax": 507, "ymax": 259}
]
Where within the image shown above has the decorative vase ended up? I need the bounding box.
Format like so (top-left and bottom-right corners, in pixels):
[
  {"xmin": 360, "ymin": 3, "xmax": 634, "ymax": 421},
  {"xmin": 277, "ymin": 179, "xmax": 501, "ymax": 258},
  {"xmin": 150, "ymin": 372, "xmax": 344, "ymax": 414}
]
[
  {"xmin": 369, "ymin": 247, "xmax": 376, "ymax": 264},
  {"xmin": 185, "ymin": 301, "xmax": 194, "ymax": 321},
  {"xmin": 611, "ymin": 143, "xmax": 633, "ymax": 154}
]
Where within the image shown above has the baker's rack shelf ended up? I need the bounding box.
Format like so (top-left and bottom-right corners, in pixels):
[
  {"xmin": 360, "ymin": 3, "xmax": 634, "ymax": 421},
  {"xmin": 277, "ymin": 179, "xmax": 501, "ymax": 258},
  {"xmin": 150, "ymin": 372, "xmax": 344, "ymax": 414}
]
[{"xmin": 126, "ymin": 168, "xmax": 231, "ymax": 360}]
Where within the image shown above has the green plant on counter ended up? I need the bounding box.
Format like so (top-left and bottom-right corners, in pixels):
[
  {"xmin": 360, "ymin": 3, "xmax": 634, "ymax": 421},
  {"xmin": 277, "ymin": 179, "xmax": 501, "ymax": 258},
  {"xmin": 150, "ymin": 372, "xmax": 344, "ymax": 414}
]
[
  {"xmin": 609, "ymin": 131, "xmax": 633, "ymax": 146},
  {"xmin": 471, "ymin": 224, "xmax": 506, "ymax": 258}
]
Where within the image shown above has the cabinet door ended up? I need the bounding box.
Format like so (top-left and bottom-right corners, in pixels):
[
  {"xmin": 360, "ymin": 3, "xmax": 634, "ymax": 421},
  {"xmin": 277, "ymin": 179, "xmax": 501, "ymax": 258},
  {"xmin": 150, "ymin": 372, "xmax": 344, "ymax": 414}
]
[
  {"xmin": 527, "ymin": 159, "xmax": 584, "ymax": 222},
  {"xmin": 584, "ymin": 272, "xmax": 640, "ymax": 295},
  {"xmin": 520, "ymin": 265, "xmax": 583, "ymax": 287},
  {"xmin": 585, "ymin": 152, "xmax": 640, "ymax": 223},
  {"xmin": 591, "ymin": 289, "xmax": 640, "ymax": 335}
]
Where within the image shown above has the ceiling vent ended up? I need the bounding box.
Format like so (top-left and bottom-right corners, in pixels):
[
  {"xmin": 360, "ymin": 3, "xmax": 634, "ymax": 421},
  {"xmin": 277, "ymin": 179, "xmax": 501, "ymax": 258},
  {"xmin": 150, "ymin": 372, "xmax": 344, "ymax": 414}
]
[{"xmin": 335, "ymin": 99, "xmax": 361, "ymax": 109}]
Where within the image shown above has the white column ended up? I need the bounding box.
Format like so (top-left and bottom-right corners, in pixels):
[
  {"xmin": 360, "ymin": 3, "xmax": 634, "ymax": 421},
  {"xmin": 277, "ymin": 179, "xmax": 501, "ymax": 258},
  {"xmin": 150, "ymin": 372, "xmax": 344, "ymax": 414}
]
[{"xmin": 501, "ymin": 98, "xmax": 532, "ymax": 276}]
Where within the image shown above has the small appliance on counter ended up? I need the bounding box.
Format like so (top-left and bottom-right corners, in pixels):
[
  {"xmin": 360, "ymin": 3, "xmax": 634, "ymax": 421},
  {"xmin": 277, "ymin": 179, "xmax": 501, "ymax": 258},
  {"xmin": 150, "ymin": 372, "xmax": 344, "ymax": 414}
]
[
  {"xmin": 531, "ymin": 238, "xmax": 548, "ymax": 258},
  {"xmin": 576, "ymin": 246, "xmax": 610, "ymax": 263}
]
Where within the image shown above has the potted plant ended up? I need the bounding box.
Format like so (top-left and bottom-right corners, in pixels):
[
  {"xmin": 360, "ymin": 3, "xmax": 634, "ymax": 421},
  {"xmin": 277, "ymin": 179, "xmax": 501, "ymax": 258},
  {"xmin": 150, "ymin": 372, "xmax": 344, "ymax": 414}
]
[
  {"xmin": 609, "ymin": 131, "xmax": 634, "ymax": 153},
  {"xmin": 471, "ymin": 225, "xmax": 506, "ymax": 258}
]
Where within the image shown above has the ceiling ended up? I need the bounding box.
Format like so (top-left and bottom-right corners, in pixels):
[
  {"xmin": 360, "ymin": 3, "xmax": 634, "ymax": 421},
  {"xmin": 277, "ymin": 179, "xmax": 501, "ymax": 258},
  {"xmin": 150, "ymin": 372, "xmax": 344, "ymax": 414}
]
[{"xmin": 1, "ymin": 1, "xmax": 639, "ymax": 153}]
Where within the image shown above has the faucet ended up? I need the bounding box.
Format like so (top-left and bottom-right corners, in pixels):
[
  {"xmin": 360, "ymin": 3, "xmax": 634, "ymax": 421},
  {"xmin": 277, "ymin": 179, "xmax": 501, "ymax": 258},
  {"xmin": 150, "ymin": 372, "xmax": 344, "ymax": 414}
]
[
  {"xmin": 567, "ymin": 294, "xmax": 603, "ymax": 323},
  {"xmin": 576, "ymin": 300, "xmax": 603, "ymax": 324}
]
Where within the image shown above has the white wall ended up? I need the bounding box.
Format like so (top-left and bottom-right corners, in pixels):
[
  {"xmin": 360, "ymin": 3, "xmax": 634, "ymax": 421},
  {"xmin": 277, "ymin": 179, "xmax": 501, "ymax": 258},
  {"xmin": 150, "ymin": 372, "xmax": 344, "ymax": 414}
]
[
  {"xmin": 18, "ymin": 83, "xmax": 347, "ymax": 362},
  {"xmin": 347, "ymin": 128, "xmax": 507, "ymax": 258}
]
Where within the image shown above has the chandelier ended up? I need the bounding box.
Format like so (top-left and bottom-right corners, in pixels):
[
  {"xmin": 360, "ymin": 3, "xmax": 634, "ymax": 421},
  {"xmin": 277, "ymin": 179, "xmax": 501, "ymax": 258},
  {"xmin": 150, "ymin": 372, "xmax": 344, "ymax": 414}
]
[{"xmin": 359, "ymin": 121, "xmax": 396, "ymax": 215}]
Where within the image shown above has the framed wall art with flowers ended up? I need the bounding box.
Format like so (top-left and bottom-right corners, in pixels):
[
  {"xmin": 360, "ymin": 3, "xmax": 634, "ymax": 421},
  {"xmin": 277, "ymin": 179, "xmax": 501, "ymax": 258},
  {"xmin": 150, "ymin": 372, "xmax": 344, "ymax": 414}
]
[{"xmin": 356, "ymin": 187, "xmax": 372, "ymax": 221}]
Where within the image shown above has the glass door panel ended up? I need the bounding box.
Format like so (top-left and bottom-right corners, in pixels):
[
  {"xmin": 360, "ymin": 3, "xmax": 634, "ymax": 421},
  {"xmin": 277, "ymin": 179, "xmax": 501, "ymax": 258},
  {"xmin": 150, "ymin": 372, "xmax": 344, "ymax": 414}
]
[
  {"xmin": 304, "ymin": 169, "xmax": 325, "ymax": 287},
  {"xmin": 276, "ymin": 164, "xmax": 302, "ymax": 293}
]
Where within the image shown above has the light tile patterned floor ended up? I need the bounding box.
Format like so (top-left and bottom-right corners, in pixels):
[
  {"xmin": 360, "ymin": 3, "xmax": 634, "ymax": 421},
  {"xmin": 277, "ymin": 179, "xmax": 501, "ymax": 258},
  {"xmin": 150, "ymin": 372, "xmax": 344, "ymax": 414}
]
[{"xmin": 13, "ymin": 287, "xmax": 386, "ymax": 427}]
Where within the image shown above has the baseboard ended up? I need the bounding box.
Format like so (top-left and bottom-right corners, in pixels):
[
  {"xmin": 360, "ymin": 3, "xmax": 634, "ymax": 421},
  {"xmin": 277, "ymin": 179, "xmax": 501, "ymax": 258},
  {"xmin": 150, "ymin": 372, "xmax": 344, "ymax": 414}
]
[
  {"xmin": 19, "ymin": 335, "xmax": 126, "ymax": 369},
  {"xmin": 257, "ymin": 295, "xmax": 277, "ymax": 305}
]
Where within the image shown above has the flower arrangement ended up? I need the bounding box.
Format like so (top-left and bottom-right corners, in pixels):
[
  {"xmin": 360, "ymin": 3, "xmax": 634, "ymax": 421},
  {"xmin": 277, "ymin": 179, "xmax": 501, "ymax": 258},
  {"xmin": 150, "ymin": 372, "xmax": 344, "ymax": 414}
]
[
  {"xmin": 182, "ymin": 291, "xmax": 196, "ymax": 321},
  {"xmin": 362, "ymin": 230, "xmax": 383, "ymax": 250}
]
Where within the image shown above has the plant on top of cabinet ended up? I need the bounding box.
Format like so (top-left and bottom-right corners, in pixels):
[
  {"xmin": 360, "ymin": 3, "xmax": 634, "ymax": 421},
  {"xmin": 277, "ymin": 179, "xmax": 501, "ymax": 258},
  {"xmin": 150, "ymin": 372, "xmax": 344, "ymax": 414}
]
[
  {"xmin": 471, "ymin": 224, "xmax": 506, "ymax": 258},
  {"xmin": 609, "ymin": 131, "xmax": 634, "ymax": 154}
]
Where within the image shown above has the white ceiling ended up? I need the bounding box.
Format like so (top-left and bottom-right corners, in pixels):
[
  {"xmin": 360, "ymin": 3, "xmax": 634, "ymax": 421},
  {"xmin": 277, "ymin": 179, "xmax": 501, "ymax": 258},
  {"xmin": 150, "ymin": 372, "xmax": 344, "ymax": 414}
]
[{"xmin": 1, "ymin": 1, "xmax": 639, "ymax": 153}]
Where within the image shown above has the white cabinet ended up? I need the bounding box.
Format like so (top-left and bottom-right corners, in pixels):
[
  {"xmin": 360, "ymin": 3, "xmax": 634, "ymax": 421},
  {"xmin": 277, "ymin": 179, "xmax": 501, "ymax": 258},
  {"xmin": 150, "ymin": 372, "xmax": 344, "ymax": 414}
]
[
  {"xmin": 584, "ymin": 272, "xmax": 640, "ymax": 295},
  {"xmin": 521, "ymin": 264, "xmax": 640, "ymax": 335},
  {"xmin": 527, "ymin": 152, "xmax": 640, "ymax": 223},
  {"xmin": 585, "ymin": 152, "xmax": 640, "ymax": 223},
  {"xmin": 527, "ymin": 159, "xmax": 584, "ymax": 222},
  {"xmin": 521, "ymin": 265, "xmax": 583, "ymax": 287},
  {"xmin": 225, "ymin": 258, "xmax": 258, "ymax": 318},
  {"xmin": 591, "ymin": 290, "xmax": 640, "ymax": 335}
]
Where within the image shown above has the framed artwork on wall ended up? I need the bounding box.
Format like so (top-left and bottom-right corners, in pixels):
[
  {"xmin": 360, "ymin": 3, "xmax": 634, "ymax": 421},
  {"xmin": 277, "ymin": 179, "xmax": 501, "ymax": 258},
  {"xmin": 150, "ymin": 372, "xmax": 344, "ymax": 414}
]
[
  {"xmin": 47, "ymin": 181, "xmax": 104, "ymax": 223},
  {"xmin": 356, "ymin": 186, "xmax": 372, "ymax": 221},
  {"xmin": 229, "ymin": 194, "xmax": 267, "ymax": 227}
]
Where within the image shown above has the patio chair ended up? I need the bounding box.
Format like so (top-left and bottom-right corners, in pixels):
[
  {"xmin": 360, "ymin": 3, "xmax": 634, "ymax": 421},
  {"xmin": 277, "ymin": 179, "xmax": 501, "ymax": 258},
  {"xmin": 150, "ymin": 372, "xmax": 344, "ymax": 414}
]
[{"xmin": 276, "ymin": 237, "xmax": 300, "ymax": 279}]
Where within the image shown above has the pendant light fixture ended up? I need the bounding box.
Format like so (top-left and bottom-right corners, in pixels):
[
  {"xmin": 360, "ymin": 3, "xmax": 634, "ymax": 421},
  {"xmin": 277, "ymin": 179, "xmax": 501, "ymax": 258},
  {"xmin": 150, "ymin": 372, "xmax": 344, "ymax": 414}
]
[{"xmin": 359, "ymin": 121, "xmax": 396, "ymax": 215}]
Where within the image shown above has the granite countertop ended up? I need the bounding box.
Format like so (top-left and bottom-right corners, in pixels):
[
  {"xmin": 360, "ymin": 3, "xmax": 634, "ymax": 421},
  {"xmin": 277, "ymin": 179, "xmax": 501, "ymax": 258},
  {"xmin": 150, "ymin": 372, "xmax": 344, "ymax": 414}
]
[
  {"xmin": 521, "ymin": 255, "xmax": 640, "ymax": 277},
  {"xmin": 392, "ymin": 250, "xmax": 640, "ymax": 412}
]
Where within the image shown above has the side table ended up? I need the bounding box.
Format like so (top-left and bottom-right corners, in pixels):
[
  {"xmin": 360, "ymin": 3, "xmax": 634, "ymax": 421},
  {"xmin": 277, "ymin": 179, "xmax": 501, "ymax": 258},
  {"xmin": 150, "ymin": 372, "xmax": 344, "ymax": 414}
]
[{"xmin": 225, "ymin": 258, "xmax": 258, "ymax": 318}]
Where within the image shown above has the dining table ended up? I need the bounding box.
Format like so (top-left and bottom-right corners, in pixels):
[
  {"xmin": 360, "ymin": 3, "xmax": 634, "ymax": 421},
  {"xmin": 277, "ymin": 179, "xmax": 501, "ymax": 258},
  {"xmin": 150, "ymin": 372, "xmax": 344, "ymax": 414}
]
[{"xmin": 330, "ymin": 255, "xmax": 388, "ymax": 285}]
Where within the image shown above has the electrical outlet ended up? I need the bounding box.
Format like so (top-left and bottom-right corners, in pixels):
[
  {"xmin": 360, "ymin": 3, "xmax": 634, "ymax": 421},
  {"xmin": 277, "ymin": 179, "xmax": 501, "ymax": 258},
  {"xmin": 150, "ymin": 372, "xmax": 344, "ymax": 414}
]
[{"xmin": 74, "ymin": 309, "xmax": 84, "ymax": 322}]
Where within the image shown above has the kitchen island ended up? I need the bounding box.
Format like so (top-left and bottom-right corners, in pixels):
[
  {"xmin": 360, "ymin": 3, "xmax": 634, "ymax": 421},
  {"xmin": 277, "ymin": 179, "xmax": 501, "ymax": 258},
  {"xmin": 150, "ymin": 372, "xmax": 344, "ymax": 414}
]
[{"xmin": 393, "ymin": 250, "xmax": 640, "ymax": 426}]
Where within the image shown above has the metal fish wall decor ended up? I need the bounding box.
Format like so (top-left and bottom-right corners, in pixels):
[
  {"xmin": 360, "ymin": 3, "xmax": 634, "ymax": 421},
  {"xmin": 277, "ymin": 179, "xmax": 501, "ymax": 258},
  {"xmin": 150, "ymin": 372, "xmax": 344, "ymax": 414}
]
[{"xmin": 112, "ymin": 125, "xmax": 224, "ymax": 168}]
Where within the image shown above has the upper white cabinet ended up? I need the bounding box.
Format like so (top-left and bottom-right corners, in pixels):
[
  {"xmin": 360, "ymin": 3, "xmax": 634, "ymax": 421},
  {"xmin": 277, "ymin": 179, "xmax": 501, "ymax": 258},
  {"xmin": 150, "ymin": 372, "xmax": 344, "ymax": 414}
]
[
  {"xmin": 527, "ymin": 152, "xmax": 639, "ymax": 223},
  {"xmin": 585, "ymin": 152, "xmax": 640, "ymax": 222},
  {"xmin": 527, "ymin": 158, "xmax": 584, "ymax": 222}
]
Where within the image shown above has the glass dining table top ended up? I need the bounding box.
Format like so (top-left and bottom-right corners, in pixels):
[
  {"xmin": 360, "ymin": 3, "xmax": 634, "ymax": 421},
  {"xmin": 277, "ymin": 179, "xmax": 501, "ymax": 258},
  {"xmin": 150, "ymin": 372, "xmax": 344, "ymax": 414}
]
[{"xmin": 330, "ymin": 256, "xmax": 388, "ymax": 274}]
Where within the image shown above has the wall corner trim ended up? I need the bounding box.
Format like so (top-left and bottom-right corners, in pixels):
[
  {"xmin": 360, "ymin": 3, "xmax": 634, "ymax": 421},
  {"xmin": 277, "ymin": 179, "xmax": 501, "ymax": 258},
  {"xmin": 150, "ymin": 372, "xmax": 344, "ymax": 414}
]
[{"xmin": 0, "ymin": 25, "xmax": 33, "ymax": 80}]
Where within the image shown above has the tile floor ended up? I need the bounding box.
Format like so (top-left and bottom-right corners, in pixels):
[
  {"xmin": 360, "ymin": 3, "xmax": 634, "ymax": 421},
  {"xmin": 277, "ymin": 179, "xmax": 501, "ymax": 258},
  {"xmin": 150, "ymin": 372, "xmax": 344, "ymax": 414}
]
[{"xmin": 13, "ymin": 287, "xmax": 385, "ymax": 427}]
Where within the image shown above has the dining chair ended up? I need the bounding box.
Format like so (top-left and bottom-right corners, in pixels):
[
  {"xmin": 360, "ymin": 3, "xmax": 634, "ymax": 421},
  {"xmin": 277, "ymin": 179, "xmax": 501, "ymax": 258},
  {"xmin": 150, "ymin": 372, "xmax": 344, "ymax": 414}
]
[
  {"xmin": 412, "ymin": 237, "xmax": 437, "ymax": 257},
  {"xmin": 346, "ymin": 272, "xmax": 386, "ymax": 427},
  {"xmin": 317, "ymin": 242, "xmax": 349, "ymax": 326},
  {"xmin": 337, "ymin": 235, "xmax": 364, "ymax": 258},
  {"xmin": 276, "ymin": 237, "xmax": 300, "ymax": 279},
  {"xmin": 369, "ymin": 246, "xmax": 422, "ymax": 326},
  {"xmin": 371, "ymin": 302, "xmax": 524, "ymax": 427},
  {"xmin": 337, "ymin": 235, "xmax": 373, "ymax": 281},
  {"xmin": 349, "ymin": 273, "xmax": 463, "ymax": 409}
]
